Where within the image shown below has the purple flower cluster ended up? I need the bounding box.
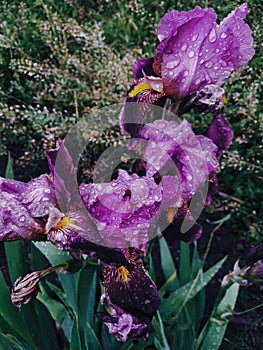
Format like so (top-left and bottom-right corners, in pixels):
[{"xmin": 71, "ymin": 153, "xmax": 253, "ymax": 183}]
[{"xmin": 0, "ymin": 3, "xmax": 255, "ymax": 342}]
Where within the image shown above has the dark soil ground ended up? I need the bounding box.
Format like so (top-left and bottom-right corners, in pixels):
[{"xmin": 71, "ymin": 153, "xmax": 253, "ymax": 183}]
[{"xmin": 0, "ymin": 159, "xmax": 262, "ymax": 349}]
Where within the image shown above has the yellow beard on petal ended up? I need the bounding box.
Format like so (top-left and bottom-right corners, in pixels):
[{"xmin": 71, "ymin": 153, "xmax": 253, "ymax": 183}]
[
  {"xmin": 53, "ymin": 216, "xmax": 82, "ymax": 233},
  {"xmin": 128, "ymin": 82, "xmax": 152, "ymax": 97},
  {"xmin": 167, "ymin": 207, "xmax": 177, "ymax": 224},
  {"xmin": 117, "ymin": 266, "xmax": 130, "ymax": 283}
]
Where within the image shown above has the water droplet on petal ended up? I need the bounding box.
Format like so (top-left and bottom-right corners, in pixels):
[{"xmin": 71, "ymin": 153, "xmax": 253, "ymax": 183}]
[
  {"xmin": 215, "ymin": 49, "xmax": 220, "ymax": 53},
  {"xmin": 181, "ymin": 43, "xmax": 188, "ymax": 52},
  {"xmin": 188, "ymin": 50, "xmax": 195, "ymax": 58},
  {"xmin": 221, "ymin": 32, "xmax": 227, "ymax": 39},
  {"xmin": 183, "ymin": 70, "xmax": 189, "ymax": 77},
  {"xmin": 187, "ymin": 174, "xmax": 193, "ymax": 181},
  {"xmin": 192, "ymin": 34, "xmax": 198, "ymax": 42},
  {"xmin": 205, "ymin": 62, "xmax": 212, "ymax": 68},
  {"xmin": 166, "ymin": 59, "xmax": 180, "ymax": 69},
  {"xmin": 209, "ymin": 28, "xmax": 217, "ymax": 43},
  {"xmin": 195, "ymin": 78, "xmax": 201, "ymax": 85},
  {"xmin": 19, "ymin": 215, "xmax": 26, "ymax": 222}
]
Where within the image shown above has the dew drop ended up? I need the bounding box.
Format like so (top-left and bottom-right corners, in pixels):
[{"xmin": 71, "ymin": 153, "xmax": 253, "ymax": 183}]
[
  {"xmin": 188, "ymin": 50, "xmax": 195, "ymax": 58},
  {"xmin": 183, "ymin": 70, "xmax": 189, "ymax": 77},
  {"xmin": 192, "ymin": 34, "xmax": 198, "ymax": 42},
  {"xmin": 187, "ymin": 174, "xmax": 193, "ymax": 181},
  {"xmin": 181, "ymin": 43, "xmax": 188, "ymax": 51},
  {"xmin": 19, "ymin": 215, "xmax": 26, "ymax": 222},
  {"xmin": 209, "ymin": 28, "xmax": 217, "ymax": 43},
  {"xmin": 166, "ymin": 59, "xmax": 180, "ymax": 69},
  {"xmin": 204, "ymin": 62, "xmax": 212, "ymax": 68},
  {"xmin": 221, "ymin": 32, "xmax": 227, "ymax": 39},
  {"xmin": 215, "ymin": 49, "xmax": 220, "ymax": 53},
  {"xmin": 195, "ymin": 78, "xmax": 201, "ymax": 85}
]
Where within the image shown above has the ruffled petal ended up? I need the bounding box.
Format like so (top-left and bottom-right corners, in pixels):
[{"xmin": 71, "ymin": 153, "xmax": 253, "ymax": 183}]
[
  {"xmin": 79, "ymin": 169, "xmax": 163, "ymax": 248},
  {"xmin": 132, "ymin": 57, "xmax": 156, "ymax": 79},
  {"xmin": 0, "ymin": 175, "xmax": 56, "ymax": 241},
  {"xmin": 46, "ymin": 140, "xmax": 79, "ymax": 210},
  {"xmin": 141, "ymin": 120, "xmax": 217, "ymax": 198},
  {"xmin": 162, "ymin": 202, "xmax": 203, "ymax": 243},
  {"xmin": 206, "ymin": 114, "xmax": 234, "ymax": 158},
  {"xmin": 98, "ymin": 247, "xmax": 160, "ymax": 341},
  {"xmin": 154, "ymin": 4, "xmax": 254, "ymax": 100},
  {"xmin": 156, "ymin": 6, "xmax": 214, "ymax": 42}
]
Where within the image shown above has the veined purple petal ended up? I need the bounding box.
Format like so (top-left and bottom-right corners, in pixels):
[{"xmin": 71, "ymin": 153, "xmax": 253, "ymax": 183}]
[
  {"xmin": 141, "ymin": 120, "xmax": 218, "ymax": 198},
  {"xmin": 132, "ymin": 57, "xmax": 156, "ymax": 79},
  {"xmin": 21, "ymin": 175, "xmax": 57, "ymax": 218},
  {"xmin": 97, "ymin": 312, "xmax": 148, "ymax": 342},
  {"xmin": 162, "ymin": 201, "xmax": 202, "ymax": 243},
  {"xmin": 196, "ymin": 135, "xmax": 219, "ymax": 173},
  {"xmin": 206, "ymin": 114, "xmax": 234, "ymax": 158},
  {"xmin": 46, "ymin": 140, "xmax": 79, "ymax": 210},
  {"xmin": 156, "ymin": 6, "xmax": 215, "ymax": 42},
  {"xmin": 154, "ymin": 3, "xmax": 255, "ymax": 100},
  {"xmin": 79, "ymin": 169, "xmax": 163, "ymax": 248},
  {"xmin": 99, "ymin": 247, "xmax": 160, "ymax": 341},
  {"xmin": 193, "ymin": 84, "xmax": 225, "ymax": 113},
  {"xmin": 0, "ymin": 176, "xmax": 54, "ymax": 241},
  {"xmin": 216, "ymin": 3, "xmax": 255, "ymax": 70}
]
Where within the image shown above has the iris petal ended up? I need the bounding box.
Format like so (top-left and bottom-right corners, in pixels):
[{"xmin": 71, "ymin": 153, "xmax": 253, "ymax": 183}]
[{"xmin": 154, "ymin": 4, "xmax": 254, "ymax": 100}]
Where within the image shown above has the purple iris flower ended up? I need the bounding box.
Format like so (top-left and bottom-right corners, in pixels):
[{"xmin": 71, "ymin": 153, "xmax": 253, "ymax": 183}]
[
  {"xmin": 97, "ymin": 247, "xmax": 160, "ymax": 342},
  {"xmin": 121, "ymin": 3, "xmax": 254, "ymax": 136},
  {"xmin": 0, "ymin": 142, "xmax": 133, "ymax": 271},
  {"xmin": 139, "ymin": 118, "xmax": 231, "ymax": 242},
  {"xmin": 0, "ymin": 141, "xmax": 163, "ymax": 341}
]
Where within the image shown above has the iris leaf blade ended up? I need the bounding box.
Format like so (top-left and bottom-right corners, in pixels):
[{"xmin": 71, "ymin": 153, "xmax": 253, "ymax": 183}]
[{"xmin": 160, "ymin": 256, "xmax": 227, "ymax": 320}]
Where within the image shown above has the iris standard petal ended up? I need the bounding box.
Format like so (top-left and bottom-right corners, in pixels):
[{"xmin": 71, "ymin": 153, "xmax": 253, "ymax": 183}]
[{"xmin": 154, "ymin": 4, "xmax": 254, "ymax": 100}]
